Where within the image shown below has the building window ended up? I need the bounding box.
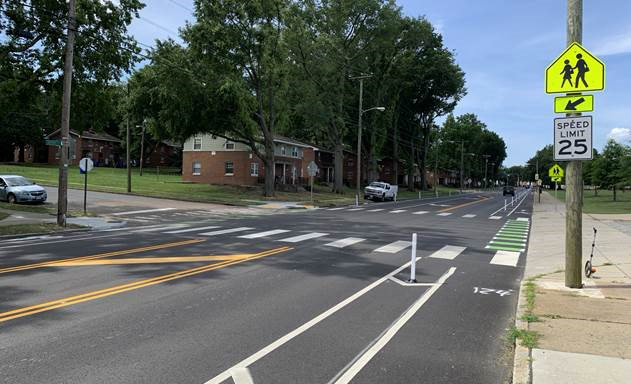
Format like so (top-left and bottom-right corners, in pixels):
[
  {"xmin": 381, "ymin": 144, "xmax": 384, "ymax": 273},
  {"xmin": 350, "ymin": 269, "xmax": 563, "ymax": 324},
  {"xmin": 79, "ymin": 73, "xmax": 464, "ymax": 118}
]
[
  {"xmin": 225, "ymin": 161, "xmax": 234, "ymax": 175},
  {"xmin": 291, "ymin": 146, "xmax": 298, "ymax": 157},
  {"xmin": 193, "ymin": 137, "xmax": 202, "ymax": 150},
  {"xmin": 250, "ymin": 162, "xmax": 259, "ymax": 176},
  {"xmin": 281, "ymin": 146, "xmax": 286, "ymax": 156},
  {"xmin": 192, "ymin": 161, "xmax": 201, "ymax": 176},
  {"xmin": 225, "ymin": 141, "xmax": 235, "ymax": 150}
]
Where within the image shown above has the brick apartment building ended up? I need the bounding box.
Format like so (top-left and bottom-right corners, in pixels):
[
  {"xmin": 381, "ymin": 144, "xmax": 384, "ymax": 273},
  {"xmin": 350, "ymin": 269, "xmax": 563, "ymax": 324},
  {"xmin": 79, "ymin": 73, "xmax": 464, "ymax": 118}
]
[
  {"xmin": 145, "ymin": 140, "xmax": 182, "ymax": 167},
  {"xmin": 182, "ymin": 134, "xmax": 316, "ymax": 186},
  {"xmin": 46, "ymin": 129, "xmax": 123, "ymax": 166}
]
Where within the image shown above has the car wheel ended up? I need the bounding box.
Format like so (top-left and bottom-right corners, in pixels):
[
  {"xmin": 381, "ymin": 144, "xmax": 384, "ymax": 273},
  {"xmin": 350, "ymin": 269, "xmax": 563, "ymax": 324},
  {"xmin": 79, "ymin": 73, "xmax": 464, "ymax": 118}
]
[{"xmin": 7, "ymin": 194, "xmax": 16, "ymax": 204}]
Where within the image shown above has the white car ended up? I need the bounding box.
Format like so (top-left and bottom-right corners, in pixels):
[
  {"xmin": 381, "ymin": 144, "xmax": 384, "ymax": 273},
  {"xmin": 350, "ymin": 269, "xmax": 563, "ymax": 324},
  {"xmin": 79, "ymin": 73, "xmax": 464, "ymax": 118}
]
[
  {"xmin": 0, "ymin": 175, "xmax": 48, "ymax": 204},
  {"xmin": 364, "ymin": 182, "xmax": 398, "ymax": 201}
]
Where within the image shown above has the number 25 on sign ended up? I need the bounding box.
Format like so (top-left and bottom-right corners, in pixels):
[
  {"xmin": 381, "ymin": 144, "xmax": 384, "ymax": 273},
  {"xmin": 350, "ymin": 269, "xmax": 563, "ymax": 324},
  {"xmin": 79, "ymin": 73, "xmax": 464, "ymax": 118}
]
[{"xmin": 554, "ymin": 116, "xmax": 593, "ymax": 161}]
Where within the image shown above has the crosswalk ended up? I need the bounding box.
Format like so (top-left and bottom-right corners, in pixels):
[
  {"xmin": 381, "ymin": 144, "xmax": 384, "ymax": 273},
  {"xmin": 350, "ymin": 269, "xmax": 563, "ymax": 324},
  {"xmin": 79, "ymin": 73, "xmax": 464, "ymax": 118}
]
[
  {"xmin": 97, "ymin": 223, "xmax": 521, "ymax": 268},
  {"xmin": 323, "ymin": 206, "xmax": 512, "ymax": 220},
  {"xmin": 485, "ymin": 218, "xmax": 531, "ymax": 254}
]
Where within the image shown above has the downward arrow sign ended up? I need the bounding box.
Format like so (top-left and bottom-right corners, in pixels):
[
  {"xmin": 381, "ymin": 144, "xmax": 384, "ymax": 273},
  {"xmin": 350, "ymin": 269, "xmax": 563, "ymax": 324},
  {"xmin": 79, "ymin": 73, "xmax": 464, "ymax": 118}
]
[{"xmin": 565, "ymin": 97, "xmax": 585, "ymax": 110}]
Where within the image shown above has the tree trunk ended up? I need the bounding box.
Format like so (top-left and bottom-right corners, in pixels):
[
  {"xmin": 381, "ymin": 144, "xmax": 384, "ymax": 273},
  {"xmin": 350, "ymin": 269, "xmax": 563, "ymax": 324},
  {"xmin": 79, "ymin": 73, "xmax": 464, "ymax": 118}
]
[
  {"xmin": 333, "ymin": 143, "xmax": 344, "ymax": 194},
  {"xmin": 393, "ymin": 121, "xmax": 399, "ymax": 185},
  {"xmin": 613, "ymin": 185, "xmax": 617, "ymax": 201},
  {"xmin": 594, "ymin": 186, "xmax": 598, "ymax": 196},
  {"xmin": 18, "ymin": 145, "xmax": 25, "ymax": 163},
  {"xmin": 420, "ymin": 131, "xmax": 430, "ymax": 191},
  {"xmin": 263, "ymin": 137, "xmax": 275, "ymax": 197},
  {"xmin": 408, "ymin": 145, "xmax": 415, "ymax": 192}
]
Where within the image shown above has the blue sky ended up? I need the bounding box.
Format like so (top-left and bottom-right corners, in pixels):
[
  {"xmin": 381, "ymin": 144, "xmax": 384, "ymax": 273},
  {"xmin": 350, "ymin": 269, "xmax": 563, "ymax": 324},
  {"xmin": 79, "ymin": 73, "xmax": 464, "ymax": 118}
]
[{"xmin": 128, "ymin": 0, "xmax": 631, "ymax": 166}]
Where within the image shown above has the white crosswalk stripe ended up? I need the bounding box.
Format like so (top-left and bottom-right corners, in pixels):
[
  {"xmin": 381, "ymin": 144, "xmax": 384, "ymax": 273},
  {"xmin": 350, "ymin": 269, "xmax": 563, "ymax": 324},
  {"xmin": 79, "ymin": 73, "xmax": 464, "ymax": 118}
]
[
  {"xmin": 429, "ymin": 245, "xmax": 466, "ymax": 260},
  {"xmin": 490, "ymin": 250, "xmax": 520, "ymax": 267},
  {"xmin": 324, "ymin": 237, "xmax": 366, "ymax": 248},
  {"xmin": 347, "ymin": 208, "xmax": 364, "ymax": 211},
  {"xmin": 489, "ymin": 216, "xmax": 502, "ymax": 220},
  {"xmin": 390, "ymin": 210, "xmax": 407, "ymax": 213},
  {"xmin": 278, "ymin": 232, "xmax": 328, "ymax": 243},
  {"xmin": 413, "ymin": 211, "xmax": 428, "ymax": 215},
  {"xmin": 516, "ymin": 217, "xmax": 530, "ymax": 221},
  {"xmin": 366, "ymin": 209, "xmax": 385, "ymax": 212},
  {"xmin": 132, "ymin": 224, "xmax": 187, "ymax": 233},
  {"xmin": 327, "ymin": 207, "xmax": 345, "ymax": 211},
  {"xmin": 164, "ymin": 226, "xmax": 220, "ymax": 234},
  {"xmin": 239, "ymin": 229, "xmax": 291, "ymax": 239},
  {"xmin": 200, "ymin": 227, "xmax": 253, "ymax": 236},
  {"xmin": 374, "ymin": 240, "xmax": 411, "ymax": 253},
  {"xmin": 437, "ymin": 212, "xmax": 452, "ymax": 216},
  {"xmin": 462, "ymin": 214, "xmax": 476, "ymax": 218}
]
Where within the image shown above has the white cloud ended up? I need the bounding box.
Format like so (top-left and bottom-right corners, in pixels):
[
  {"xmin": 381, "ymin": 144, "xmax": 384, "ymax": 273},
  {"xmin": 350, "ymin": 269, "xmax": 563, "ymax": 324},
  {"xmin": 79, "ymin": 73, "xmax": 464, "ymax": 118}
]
[
  {"xmin": 593, "ymin": 31, "xmax": 631, "ymax": 56},
  {"xmin": 607, "ymin": 127, "xmax": 631, "ymax": 143}
]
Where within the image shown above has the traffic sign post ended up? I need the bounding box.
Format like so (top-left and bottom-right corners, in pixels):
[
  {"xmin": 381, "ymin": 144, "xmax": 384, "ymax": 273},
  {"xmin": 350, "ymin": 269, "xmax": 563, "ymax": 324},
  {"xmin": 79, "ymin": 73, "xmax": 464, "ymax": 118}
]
[
  {"xmin": 554, "ymin": 95, "xmax": 593, "ymax": 114},
  {"xmin": 80, "ymin": 157, "xmax": 94, "ymax": 215},
  {"xmin": 307, "ymin": 161, "xmax": 318, "ymax": 204}
]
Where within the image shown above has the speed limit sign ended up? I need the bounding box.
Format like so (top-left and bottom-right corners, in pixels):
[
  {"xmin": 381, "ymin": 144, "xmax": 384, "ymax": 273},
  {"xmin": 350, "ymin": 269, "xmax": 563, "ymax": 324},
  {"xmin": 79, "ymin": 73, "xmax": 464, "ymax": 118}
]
[{"xmin": 554, "ymin": 116, "xmax": 593, "ymax": 161}]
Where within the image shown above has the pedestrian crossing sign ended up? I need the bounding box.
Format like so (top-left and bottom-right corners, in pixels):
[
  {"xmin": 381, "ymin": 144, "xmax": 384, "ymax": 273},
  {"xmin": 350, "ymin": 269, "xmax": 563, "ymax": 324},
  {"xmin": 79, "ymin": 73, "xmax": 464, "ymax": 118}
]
[
  {"xmin": 545, "ymin": 43, "xmax": 605, "ymax": 94},
  {"xmin": 549, "ymin": 164, "xmax": 564, "ymax": 178},
  {"xmin": 551, "ymin": 176, "xmax": 562, "ymax": 182}
]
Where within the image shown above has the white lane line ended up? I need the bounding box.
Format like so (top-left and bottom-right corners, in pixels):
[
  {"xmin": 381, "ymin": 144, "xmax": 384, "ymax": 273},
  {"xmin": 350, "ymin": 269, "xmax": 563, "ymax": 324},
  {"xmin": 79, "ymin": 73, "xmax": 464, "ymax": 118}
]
[
  {"xmin": 100, "ymin": 224, "xmax": 164, "ymax": 232},
  {"xmin": 238, "ymin": 229, "xmax": 290, "ymax": 239},
  {"xmin": 347, "ymin": 208, "xmax": 364, "ymax": 211},
  {"xmin": 373, "ymin": 241, "xmax": 411, "ymax": 254},
  {"xmin": 490, "ymin": 250, "xmax": 521, "ymax": 267},
  {"xmin": 507, "ymin": 193, "xmax": 530, "ymax": 216},
  {"xmin": 462, "ymin": 214, "xmax": 476, "ymax": 218},
  {"xmin": 202, "ymin": 258, "xmax": 427, "ymax": 384},
  {"xmin": 436, "ymin": 212, "xmax": 452, "ymax": 216},
  {"xmin": 389, "ymin": 209, "xmax": 407, "ymax": 213},
  {"xmin": 331, "ymin": 267, "xmax": 457, "ymax": 384},
  {"xmin": 278, "ymin": 232, "xmax": 328, "ymax": 243},
  {"xmin": 230, "ymin": 367, "xmax": 255, "ymax": 384},
  {"xmin": 489, "ymin": 216, "xmax": 502, "ymax": 220},
  {"xmin": 111, "ymin": 208, "xmax": 176, "ymax": 216},
  {"xmin": 413, "ymin": 211, "xmax": 428, "ymax": 215},
  {"xmin": 324, "ymin": 237, "xmax": 366, "ymax": 248},
  {"xmin": 366, "ymin": 209, "xmax": 384, "ymax": 212},
  {"xmin": 428, "ymin": 245, "xmax": 466, "ymax": 260},
  {"xmin": 327, "ymin": 208, "xmax": 345, "ymax": 211},
  {"xmin": 200, "ymin": 227, "xmax": 253, "ymax": 236},
  {"xmin": 163, "ymin": 226, "xmax": 220, "ymax": 234},
  {"xmin": 132, "ymin": 224, "xmax": 187, "ymax": 233}
]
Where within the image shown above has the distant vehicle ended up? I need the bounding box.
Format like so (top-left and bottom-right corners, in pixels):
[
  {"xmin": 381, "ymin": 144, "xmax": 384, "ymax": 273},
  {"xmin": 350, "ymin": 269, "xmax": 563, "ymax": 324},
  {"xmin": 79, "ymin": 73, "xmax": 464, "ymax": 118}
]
[
  {"xmin": 503, "ymin": 185, "xmax": 515, "ymax": 196},
  {"xmin": 0, "ymin": 175, "xmax": 47, "ymax": 204},
  {"xmin": 364, "ymin": 182, "xmax": 398, "ymax": 201}
]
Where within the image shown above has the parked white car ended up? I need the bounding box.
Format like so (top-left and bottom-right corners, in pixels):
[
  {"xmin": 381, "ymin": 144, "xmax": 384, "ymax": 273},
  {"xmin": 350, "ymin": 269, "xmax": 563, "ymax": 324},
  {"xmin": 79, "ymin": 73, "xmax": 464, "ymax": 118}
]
[
  {"xmin": 0, "ymin": 175, "xmax": 47, "ymax": 204},
  {"xmin": 364, "ymin": 182, "xmax": 398, "ymax": 201}
]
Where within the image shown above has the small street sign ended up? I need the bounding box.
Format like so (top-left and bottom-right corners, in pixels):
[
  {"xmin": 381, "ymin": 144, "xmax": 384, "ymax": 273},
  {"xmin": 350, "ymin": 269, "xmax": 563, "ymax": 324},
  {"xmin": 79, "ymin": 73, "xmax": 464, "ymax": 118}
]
[
  {"xmin": 554, "ymin": 95, "xmax": 594, "ymax": 114},
  {"xmin": 553, "ymin": 116, "xmax": 593, "ymax": 161},
  {"xmin": 535, "ymin": 173, "xmax": 539, "ymax": 180},
  {"xmin": 79, "ymin": 157, "xmax": 94, "ymax": 173},
  {"xmin": 546, "ymin": 42, "xmax": 605, "ymax": 94},
  {"xmin": 551, "ymin": 176, "xmax": 562, "ymax": 182},
  {"xmin": 549, "ymin": 164, "xmax": 564, "ymax": 178},
  {"xmin": 45, "ymin": 139, "xmax": 63, "ymax": 147},
  {"xmin": 307, "ymin": 161, "xmax": 318, "ymax": 177}
]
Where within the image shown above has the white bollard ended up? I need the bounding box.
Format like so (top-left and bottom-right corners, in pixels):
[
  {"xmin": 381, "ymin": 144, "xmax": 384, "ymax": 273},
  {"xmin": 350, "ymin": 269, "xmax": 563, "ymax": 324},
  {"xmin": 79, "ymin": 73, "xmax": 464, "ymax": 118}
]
[
  {"xmin": 355, "ymin": 194, "xmax": 359, "ymax": 207},
  {"xmin": 419, "ymin": 191, "xmax": 421, "ymax": 200},
  {"xmin": 504, "ymin": 199, "xmax": 507, "ymax": 211},
  {"xmin": 409, "ymin": 233, "xmax": 417, "ymax": 283},
  {"xmin": 512, "ymin": 196, "xmax": 514, "ymax": 206}
]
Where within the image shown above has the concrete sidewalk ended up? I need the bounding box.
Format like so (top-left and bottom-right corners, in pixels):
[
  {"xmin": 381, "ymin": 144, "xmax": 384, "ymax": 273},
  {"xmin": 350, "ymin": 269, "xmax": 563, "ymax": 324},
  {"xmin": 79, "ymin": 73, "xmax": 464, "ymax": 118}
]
[{"xmin": 513, "ymin": 192, "xmax": 631, "ymax": 384}]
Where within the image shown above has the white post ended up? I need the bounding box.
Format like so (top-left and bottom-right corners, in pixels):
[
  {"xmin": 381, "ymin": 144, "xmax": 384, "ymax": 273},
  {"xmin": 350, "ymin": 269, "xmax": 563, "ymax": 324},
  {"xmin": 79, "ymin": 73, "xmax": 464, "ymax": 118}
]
[
  {"xmin": 504, "ymin": 199, "xmax": 507, "ymax": 211},
  {"xmin": 409, "ymin": 233, "xmax": 417, "ymax": 282},
  {"xmin": 418, "ymin": 191, "xmax": 421, "ymax": 200},
  {"xmin": 355, "ymin": 194, "xmax": 359, "ymax": 207},
  {"xmin": 512, "ymin": 196, "xmax": 514, "ymax": 206}
]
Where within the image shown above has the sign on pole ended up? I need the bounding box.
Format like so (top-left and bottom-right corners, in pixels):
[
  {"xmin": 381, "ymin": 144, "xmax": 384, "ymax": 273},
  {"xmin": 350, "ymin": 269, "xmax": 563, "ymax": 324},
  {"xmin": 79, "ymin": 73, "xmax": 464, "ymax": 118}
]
[
  {"xmin": 307, "ymin": 161, "xmax": 318, "ymax": 204},
  {"xmin": 548, "ymin": 164, "xmax": 564, "ymax": 178},
  {"xmin": 545, "ymin": 43, "xmax": 605, "ymax": 94},
  {"xmin": 554, "ymin": 95, "xmax": 594, "ymax": 114},
  {"xmin": 553, "ymin": 116, "xmax": 593, "ymax": 161},
  {"xmin": 45, "ymin": 139, "xmax": 63, "ymax": 147},
  {"xmin": 79, "ymin": 157, "xmax": 94, "ymax": 173}
]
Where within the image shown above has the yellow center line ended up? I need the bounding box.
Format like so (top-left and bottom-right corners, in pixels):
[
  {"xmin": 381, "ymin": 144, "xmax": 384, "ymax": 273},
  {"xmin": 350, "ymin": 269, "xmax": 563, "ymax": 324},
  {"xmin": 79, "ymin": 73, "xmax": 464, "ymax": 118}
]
[
  {"xmin": 0, "ymin": 247, "xmax": 292, "ymax": 323},
  {"xmin": 56, "ymin": 254, "xmax": 253, "ymax": 266},
  {"xmin": 438, "ymin": 196, "xmax": 490, "ymax": 212},
  {"xmin": 0, "ymin": 239, "xmax": 205, "ymax": 274}
]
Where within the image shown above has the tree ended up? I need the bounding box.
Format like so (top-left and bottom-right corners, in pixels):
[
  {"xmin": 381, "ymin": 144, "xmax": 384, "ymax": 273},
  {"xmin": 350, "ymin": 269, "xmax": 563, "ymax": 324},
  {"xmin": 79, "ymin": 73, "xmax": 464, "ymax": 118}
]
[{"xmin": 593, "ymin": 140, "xmax": 626, "ymax": 201}]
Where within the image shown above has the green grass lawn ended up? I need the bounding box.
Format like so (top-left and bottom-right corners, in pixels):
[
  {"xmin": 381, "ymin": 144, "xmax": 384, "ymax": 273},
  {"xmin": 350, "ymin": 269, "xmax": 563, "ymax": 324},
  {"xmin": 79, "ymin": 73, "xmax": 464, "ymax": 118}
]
[
  {"xmin": 0, "ymin": 223, "xmax": 84, "ymax": 236},
  {"xmin": 551, "ymin": 189, "xmax": 631, "ymax": 214},
  {"xmin": 0, "ymin": 164, "xmax": 467, "ymax": 207},
  {"xmin": 0, "ymin": 212, "xmax": 9, "ymax": 221}
]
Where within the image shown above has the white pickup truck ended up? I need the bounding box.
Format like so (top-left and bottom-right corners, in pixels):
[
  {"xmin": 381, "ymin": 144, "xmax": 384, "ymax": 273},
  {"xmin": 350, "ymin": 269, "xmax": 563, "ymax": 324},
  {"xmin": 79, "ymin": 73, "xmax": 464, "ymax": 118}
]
[{"xmin": 364, "ymin": 182, "xmax": 398, "ymax": 201}]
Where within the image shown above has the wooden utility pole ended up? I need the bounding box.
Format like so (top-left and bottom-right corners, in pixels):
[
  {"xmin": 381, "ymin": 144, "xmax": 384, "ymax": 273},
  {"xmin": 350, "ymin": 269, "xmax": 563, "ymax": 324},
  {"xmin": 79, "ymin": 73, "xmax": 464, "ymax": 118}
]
[
  {"xmin": 57, "ymin": 0, "xmax": 76, "ymax": 226},
  {"xmin": 565, "ymin": 0, "xmax": 583, "ymax": 288},
  {"xmin": 126, "ymin": 83, "xmax": 131, "ymax": 193},
  {"xmin": 139, "ymin": 122, "xmax": 145, "ymax": 176}
]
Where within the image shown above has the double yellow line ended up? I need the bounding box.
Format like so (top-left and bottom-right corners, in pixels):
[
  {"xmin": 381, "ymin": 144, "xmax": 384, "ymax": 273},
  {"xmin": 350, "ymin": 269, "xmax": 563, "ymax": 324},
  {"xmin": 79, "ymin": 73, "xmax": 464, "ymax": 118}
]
[
  {"xmin": 0, "ymin": 246, "xmax": 291, "ymax": 323},
  {"xmin": 438, "ymin": 195, "xmax": 490, "ymax": 212},
  {"xmin": 0, "ymin": 239, "xmax": 205, "ymax": 275}
]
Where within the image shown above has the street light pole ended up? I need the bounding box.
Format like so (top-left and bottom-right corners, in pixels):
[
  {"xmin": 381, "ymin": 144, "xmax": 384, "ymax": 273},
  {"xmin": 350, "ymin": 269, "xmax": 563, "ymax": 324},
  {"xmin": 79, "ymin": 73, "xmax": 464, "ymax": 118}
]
[
  {"xmin": 356, "ymin": 78, "xmax": 364, "ymax": 205},
  {"xmin": 126, "ymin": 83, "xmax": 131, "ymax": 193},
  {"xmin": 483, "ymin": 155, "xmax": 490, "ymax": 190}
]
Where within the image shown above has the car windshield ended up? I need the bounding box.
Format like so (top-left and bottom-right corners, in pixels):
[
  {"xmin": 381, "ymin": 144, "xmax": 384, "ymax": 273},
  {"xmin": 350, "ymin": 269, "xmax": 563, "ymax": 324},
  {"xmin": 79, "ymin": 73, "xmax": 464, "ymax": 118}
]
[
  {"xmin": 369, "ymin": 182, "xmax": 385, "ymax": 188},
  {"xmin": 5, "ymin": 176, "xmax": 33, "ymax": 187}
]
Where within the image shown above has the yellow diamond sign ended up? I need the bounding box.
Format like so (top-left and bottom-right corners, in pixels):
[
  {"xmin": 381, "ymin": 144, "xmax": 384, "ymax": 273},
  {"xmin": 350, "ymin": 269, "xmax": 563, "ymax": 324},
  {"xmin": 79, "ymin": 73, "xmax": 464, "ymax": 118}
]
[
  {"xmin": 549, "ymin": 164, "xmax": 564, "ymax": 178},
  {"xmin": 545, "ymin": 43, "xmax": 605, "ymax": 94}
]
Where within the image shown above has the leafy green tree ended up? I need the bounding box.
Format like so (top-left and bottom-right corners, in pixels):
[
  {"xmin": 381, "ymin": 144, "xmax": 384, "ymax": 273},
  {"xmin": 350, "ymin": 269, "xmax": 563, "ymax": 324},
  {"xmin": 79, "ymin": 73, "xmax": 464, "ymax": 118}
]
[{"xmin": 592, "ymin": 140, "xmax": 625, "ymax": 201}]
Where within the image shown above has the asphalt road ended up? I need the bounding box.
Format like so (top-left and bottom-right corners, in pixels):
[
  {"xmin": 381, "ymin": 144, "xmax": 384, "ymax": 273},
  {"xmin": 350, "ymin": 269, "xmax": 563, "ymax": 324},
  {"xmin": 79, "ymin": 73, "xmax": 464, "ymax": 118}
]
[{"xmin": 0, "ymin": 189, "xmax": 533, "ymax": 383}]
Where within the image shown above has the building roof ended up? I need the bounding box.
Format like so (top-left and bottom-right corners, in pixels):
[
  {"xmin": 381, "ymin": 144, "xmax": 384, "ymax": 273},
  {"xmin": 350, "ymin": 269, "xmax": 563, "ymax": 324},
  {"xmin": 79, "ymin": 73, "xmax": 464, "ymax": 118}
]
[
  {"xmin": 272, "ymin": 134, "xmax": 315, "ymax": 149},
  {"xmin": 46, "ymin": 129, "xmax": 122, "ymax": 143},
  {"xmin": 161, "ymin": 140, "xmax": 182, "ymax": 148}
]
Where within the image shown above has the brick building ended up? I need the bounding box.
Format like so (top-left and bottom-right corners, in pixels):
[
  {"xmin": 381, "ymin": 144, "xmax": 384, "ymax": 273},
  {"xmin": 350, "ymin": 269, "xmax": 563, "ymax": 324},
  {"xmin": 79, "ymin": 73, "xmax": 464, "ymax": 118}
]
[
  {"xmin": 145, "ymin": 140, "xmax": 182, "ymax": 167},
  {"xmin": 182, "ymin": 134, "xmax": 316, "ymax": 186},
  {"xmin": 46, "ymin": 129, "xmax": 123, "ymax": 166}
]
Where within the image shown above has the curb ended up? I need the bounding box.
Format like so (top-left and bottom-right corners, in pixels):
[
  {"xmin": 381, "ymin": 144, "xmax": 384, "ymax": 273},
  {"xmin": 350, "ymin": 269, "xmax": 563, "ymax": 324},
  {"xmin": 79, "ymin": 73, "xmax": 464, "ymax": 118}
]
[
  {"xmin": 0, "ymin": 227, "xmax": 91, "ymax": 240},
  {"xmin": 512, "ymin": 280, "xmax": 532, "ymax": 384}
]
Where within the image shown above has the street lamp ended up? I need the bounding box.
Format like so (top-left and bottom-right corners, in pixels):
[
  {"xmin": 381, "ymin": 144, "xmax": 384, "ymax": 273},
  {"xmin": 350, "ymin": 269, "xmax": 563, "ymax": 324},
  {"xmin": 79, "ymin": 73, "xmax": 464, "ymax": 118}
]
[{"xmin": 353, "ymin": 75, "xmax": 385, "ymax": 206}]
